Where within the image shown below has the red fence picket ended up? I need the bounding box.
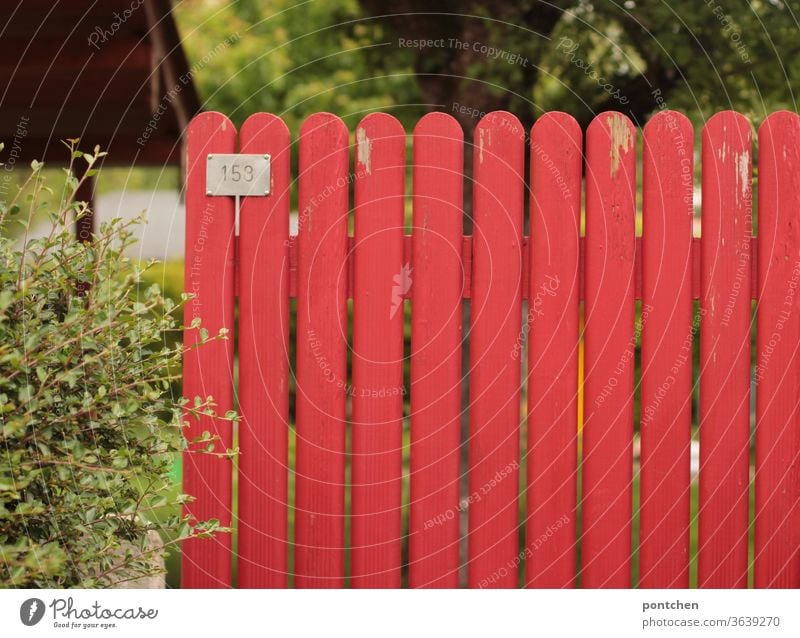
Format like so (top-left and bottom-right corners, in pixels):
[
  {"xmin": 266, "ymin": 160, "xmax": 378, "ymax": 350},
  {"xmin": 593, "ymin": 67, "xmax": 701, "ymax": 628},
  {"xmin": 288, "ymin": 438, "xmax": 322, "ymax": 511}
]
[
  {"xmin": 182, "ymin": 112, "xmax": 236, "ymax": 588},
  {"xmin": 181, "ymin": 108, "xmax": 800, "ymax": 590},
  {"xmin": 755, "ymin": 111, "xmax": 800, "ymax": 588},
  {"xmin": 526, "ymin": 112, "xmax": 581, "ymax": 588},
  {"xmin": 467, "ymin": 111, "xmax": 524, "ymax": 588},
  {"xmin": 237, "ymin": 113, "xmax": 291, "ymax": 588},
  {"xmin": 409, "ymin": 112, "xmax": 464, "ymax": 588},
  {"xmin": 639, "ymin": 110, "xmax": 693, "ymax": 588},
  {"xmin": 350, "ymin": 113, "xmax": 407, "ymax": 587},
  {"xmin": 582, "ymin": 112, "xmax": 636, "ymax": 588},
  {"xmin": 698, "ymin": 111, "xmax": 752, "ymax": 588},
  {"xmin": 293, "ymin": 113, "xmax": 350, "ymax": 588}
]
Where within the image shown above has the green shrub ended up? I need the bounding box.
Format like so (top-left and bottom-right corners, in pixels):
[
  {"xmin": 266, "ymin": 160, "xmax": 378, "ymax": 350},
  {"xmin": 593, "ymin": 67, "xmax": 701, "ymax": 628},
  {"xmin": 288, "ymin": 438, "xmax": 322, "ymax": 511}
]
[{"xmin": 0, "ymin": 144, "xmax": 231, "ymax": 587}]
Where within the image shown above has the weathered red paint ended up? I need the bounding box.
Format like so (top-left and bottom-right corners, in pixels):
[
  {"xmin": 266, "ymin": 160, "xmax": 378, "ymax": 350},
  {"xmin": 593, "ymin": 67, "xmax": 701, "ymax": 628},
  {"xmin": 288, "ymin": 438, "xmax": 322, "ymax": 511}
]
[
  {"xmin": 182, "ymin": 111, "xmax": 236, "ymax": 588},
  {"xmin": 639, "ymin": 110, "xmax": 693, "ymax": 588},
  {"xmin": 181, "ymin": 110, "xmax": 800, "ymax": 589},
  {"xmin": 755, "ymin": 111, "xmax": 800, "ymax": 588},
  {"xmin": 409, "ymin": 112, "xmax": 463, "ymax": 588},
  {"xmin": 237, "ymin": 113, "xmax": 291, "ymax": 588},
  {"xmin": 467, "ymin": 111, "xmax": 524, "ymax": 589},
  {"xmin": 350, "ymin": 113, "xmax": 406, "ymax": 588},
  {"xmin": 293, "ymin": 113, "xmax": 349, "ymax": 588},
  {"xmin": 698, "ymin": 111, "xmax": 752, "ymax": 588},
  {"xmin": 526, "ymin": 112, "xmax": 581, "ymax": 588},
  {"xmin": 582, "ymin": 112, "xmax": 636, "ymax": 588}
]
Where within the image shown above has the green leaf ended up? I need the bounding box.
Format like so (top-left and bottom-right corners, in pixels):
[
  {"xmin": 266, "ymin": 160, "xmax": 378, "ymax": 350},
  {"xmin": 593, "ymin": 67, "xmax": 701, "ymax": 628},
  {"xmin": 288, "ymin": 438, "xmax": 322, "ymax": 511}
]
[{"xmin": 0, "ymin": 142, "xmax": 228, "ymax": 588}]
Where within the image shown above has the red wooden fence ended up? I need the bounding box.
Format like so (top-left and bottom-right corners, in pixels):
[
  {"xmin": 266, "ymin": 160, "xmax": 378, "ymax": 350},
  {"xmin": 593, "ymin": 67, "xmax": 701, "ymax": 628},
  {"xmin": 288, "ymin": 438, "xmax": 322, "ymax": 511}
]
[{"xmin": 182, "ymin": 109, "xmax": 800, "ymax": 589}]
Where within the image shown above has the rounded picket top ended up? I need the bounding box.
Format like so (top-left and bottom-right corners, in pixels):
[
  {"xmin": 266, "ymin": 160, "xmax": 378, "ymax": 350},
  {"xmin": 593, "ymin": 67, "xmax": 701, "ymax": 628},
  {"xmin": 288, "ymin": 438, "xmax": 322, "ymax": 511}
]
[
  {"xmin": 355, "ymin": 112, "xmax": 405, "ymax": 176},
  {"xmin": 414, "ymin": 111, "xmax": 463, "ymax": 141},
  {"xmin": 759, "ymin": 109, "xmax": 800, "ymax": 139},
  {"xmin": 702, "ymin": 110, "xmax": 752, "ymax": 159},
  {"xmin": 531, "ymin": 110, "xmax": 580, "ymax": 139},
  {"xmin": 757, "ymin": 111, "xmax": 800, "ymax": 194},
  {"xmin": 705, "ymin": 108, "xmax": 750, "ymax": 125},
  {"xmin": 299, "ymin": 112, "xmax": 349, "ymax": 143},
  {"xmin": 240, "ymin": 112, "xmax": 290, "ymax": 146},
  {"xmin": 643, "ymin": 108, "xmax": 692, "ymax": 135},
  {"xmin": 186, "ymin": 111, "xmax": 236, "ymax": 163},
  {"xmin": 357, "ymin": 111, "xmax": 405, "ymax": 131},
  {"xmin": 477, "ymin": 109, "xmax": 522, "ymax": 128},
  {"xmin": 531, "ymin": 112, "xmax": 581, "ymax": 164},
  {"xmin": 529, "ymin": 111, "xmax": 582, "ymax": 209},
  {"xmin": 473, "ymin": 111, "xmax": 525, "ymax": 170},
  {"xmin": 643, "ymin": 110, "xmax": 693, "ymax": 178},
  {"xmin": 187, "ymin": 110, "xmax": 235, "ymax": 134},
  {"xmin": 701, "ymin": 110, "xmax": 752, "ymax": 195},
  {"xmin": 587, "ymin": 111, "xmax": 635, "ymax": 180},
  {"xmin": 239, "ymin": 113, "xmax": 292, "ymax": 220},
  {"xmin": 703, "ymin": 109, "xmax": 751, "ymax": 140},
  {"xmin": 356, "ymin": 111, "xmax": 406, "ymax": 142},
  {"xmin": 475, "ymin": 110, "xmax": 524, "ymax": 140},
  {"xmin": 240, "ymin": 113, "xmax": 291, "ymax": 194},
  {"xmin": 185, "ymin": 111, "xmax": 237, "ymax": 200},
  {"xmin": 587, "ymin": 110, "xmax": 636, "ymax": 143}
]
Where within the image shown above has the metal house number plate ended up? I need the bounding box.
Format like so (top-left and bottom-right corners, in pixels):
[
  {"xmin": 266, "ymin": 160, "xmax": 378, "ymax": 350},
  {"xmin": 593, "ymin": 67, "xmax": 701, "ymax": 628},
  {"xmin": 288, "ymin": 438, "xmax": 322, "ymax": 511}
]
[{"xmin": 206, "ymin": 154, "xmax": 271, "ymax": 196}]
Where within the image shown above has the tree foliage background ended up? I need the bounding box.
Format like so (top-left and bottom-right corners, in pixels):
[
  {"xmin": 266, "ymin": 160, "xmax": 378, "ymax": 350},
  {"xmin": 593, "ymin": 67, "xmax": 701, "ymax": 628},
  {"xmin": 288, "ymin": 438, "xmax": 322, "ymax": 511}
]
[{"xmin": 175, "ymin": 0, "xmax": 800, "ymax": 135}]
